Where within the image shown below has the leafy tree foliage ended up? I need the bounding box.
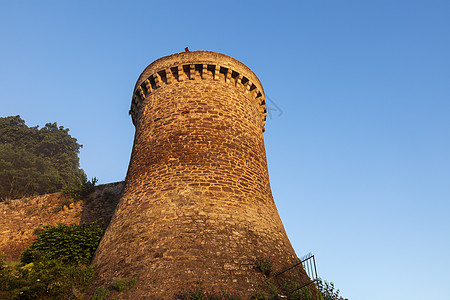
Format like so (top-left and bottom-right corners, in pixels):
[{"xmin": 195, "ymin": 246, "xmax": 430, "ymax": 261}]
[
  {"xmin": 0, "ymin": 115, "xmax": 84, "ymax": 200},
  {"xmin": 21, "ymin": 222, "xmax": 104, "ymax": 265},
  {"xmin": 62, "ymin": 173, "xmax": 98, "ymax": 200}
]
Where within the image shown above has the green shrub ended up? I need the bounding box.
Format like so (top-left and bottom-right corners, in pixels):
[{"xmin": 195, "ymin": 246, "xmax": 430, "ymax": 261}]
[
  {"xmin": 128, "ymin": 276, "xmax": 137, "ymax": 290},
  {"xmin": 1, "ymin": 223, "xmax": 103, "ymax": 299},
  {"xmin": 112, "ymin": 274, "xmax": 137, "ymax": 292},
  {"xmin": 317, "ymin": 278, "xmax": 347, "ymax": 300},
  {"xmin": 0, "ymin": 251, "xmax": 13, "ymax": 293},
  {"xmin": 21, "ymin": 222, "xmax": 104, "ymax": 265},
  {"xmin": 177, "ymin": 281, "xmax": 241, "ymax": 300},
  {"xmin": 0, "ymin": 251, "xmax": 5, "ymax": 272},
  {"xmin": 112, "ymin": 277, "xmax": 128, "ymax": 292},
  {"xmin": 281, "ymin": 281, "xmax": 313, "ymax": 300},
  {"xmin": 254, "ymin": 254, "xmax": 274, "ymax": 276},
  {"xmin": 250, "ymin": 290, "xmax": 271, "ymax": 299},
  {"xmin": 0, "ymin": 259, "xmax": 96, "ymax": 299},
  {"xmin": 92, "ymin": 285, "xmax": 110, "ymax": 300},
  {"xmin": 62, "ymin": 173, "xmax": 98, "ymax": 200}
]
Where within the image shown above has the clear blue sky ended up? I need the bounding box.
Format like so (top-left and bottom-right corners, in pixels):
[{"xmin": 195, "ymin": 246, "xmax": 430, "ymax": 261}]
[{"xmin": 1, "ymin": 1, "xmax": 449, "ymax": 299}]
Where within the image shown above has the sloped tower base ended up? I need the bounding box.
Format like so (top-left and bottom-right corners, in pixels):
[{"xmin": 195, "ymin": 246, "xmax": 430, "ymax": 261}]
[{"xmin": 91, "ymin": 51, "xmax": 305, "ymax": 298}]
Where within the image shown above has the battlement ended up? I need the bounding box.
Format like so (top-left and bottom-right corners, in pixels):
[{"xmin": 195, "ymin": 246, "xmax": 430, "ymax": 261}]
[{"xmin": 130, "ymin": 51, "xmax": 267, "ymax": 130}]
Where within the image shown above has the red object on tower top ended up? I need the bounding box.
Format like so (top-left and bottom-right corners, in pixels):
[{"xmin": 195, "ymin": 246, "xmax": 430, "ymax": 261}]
[{"xmin": 185, "ymin": 47, "xmax": 189, "ymax": 52}]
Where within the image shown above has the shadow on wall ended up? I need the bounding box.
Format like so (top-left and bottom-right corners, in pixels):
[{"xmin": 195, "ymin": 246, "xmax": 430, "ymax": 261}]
[{"xmin": 79, "ymin": 181, "xmax": 124, "ymax": 229}]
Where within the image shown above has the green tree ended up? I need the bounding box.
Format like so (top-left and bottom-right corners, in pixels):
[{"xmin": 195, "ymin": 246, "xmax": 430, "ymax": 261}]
[{"xmin": 0, "ymin": 115, "xmax": 84, "ymax": 200}]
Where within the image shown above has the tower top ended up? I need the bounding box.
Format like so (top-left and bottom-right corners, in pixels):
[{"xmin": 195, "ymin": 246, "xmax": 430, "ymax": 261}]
[{"xmin": 131, "ymin": 50, "xmax": 267, "ymax": 129}]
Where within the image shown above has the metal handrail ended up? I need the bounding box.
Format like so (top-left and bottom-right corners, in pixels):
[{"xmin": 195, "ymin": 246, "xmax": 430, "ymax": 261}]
[{"xmin": 274, "ymin": 253, "xmax": 319, "ymax": 293}]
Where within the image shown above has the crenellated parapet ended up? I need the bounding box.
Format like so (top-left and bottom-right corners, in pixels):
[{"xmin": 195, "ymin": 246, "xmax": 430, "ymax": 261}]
[{"xmin": 130, "ymin": 51, "xmax": 267, "ymax": 131}]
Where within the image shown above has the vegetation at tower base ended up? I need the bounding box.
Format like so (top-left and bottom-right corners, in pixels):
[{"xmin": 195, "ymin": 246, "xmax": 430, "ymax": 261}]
[
  {"xmin": 0, "ymin": 222, "xmax": 103, "ymax": 299},
  {"xmin": 21, "ymin": 222, "xmax": 104, "ymax": 265},
  {"xmin": 174, "ymin": 262, "xmax": 348, "ymax": 300},
  {"xmin": 0, "ymin": 237, "xmax": 346, "ymax": 300},
  {"xmin": 0, "ymin": 115, "xmax": 84, "ymax": 201}
]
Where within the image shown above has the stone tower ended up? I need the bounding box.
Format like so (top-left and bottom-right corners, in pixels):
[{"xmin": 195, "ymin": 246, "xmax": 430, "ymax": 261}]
[{"xmin": 92, "ymin": 51, "xmax": 301, "ymax": 298}]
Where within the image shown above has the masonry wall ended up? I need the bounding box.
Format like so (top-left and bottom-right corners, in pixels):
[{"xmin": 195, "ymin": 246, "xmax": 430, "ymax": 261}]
[
  {"xmin": 0, "ymin": 182, "xmax": 123, "ymax": 261},
  {"xmin": 91, "ymin": 51, "xmax": 304, "ymax": 299}
]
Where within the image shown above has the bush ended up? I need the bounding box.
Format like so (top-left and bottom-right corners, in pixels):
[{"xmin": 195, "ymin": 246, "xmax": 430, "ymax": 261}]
[
  {"xmin": 21, "ymin": 222, "xmax": 104, "ymax": 265},
  {"xmin": 0, "ymin": 250, "xmax": 5, "ymax": 272},
  {"xmin": 251, "ymin": 255, "xmax": 346, "ymax": 300},
  {"xmin": 177, "ymin": 281, "xmax": 241, "ymax": 300},
  {"xmin": 112, "ymin": 274, "xmax": 137, "ymax": 292},
  {"xmin": 17, "ymin": 260, "xmax": 96, "ymax": 299},
  {"xmin": 317, "ymin": 279, "xmax": 347, "ymax": 300},
  {"xmin": 0, "ymin": 251, "xmax": 13, "ymax": 293},
  {"xmin": 62, "ymin": 173, "xmax": 98, "ymax": 200},
  {"xmin": 254, "ymin": 253, "xmax": 274, "ymax": 276},
  {"xmin": 250, "ymin": 291, "xmax": 271, "ymax": 300},
  {"xmin": 0, "ymin": 223, "xmax": 103, "ymax": 299},
  {"xmin": 0, "ymin": 259, "xmax": 96, "ymax": 299},
  {"xmin": 92, "ymin": 285, "xmax": 110, "ymax": 300}
]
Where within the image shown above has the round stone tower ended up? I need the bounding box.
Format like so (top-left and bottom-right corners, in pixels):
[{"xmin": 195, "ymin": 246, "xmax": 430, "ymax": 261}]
[{"xmin": 92, "ymin": 51, "xmax": 301, "ymax": 298}]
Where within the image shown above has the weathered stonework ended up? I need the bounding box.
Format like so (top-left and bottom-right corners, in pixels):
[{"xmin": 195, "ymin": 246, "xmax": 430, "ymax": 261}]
[
  {"xmin": 0, "ymin": 182, "xmax": 123, "ymax": 261},
  {"xmin": 91, "ymin": 51, "xmax": 304, "ymax": 298}
]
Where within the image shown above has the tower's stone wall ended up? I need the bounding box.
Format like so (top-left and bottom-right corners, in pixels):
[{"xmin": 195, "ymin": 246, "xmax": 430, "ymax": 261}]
[{"xmin": 92, "ymin": 51, "xmax": 302, "ymax": 298}]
